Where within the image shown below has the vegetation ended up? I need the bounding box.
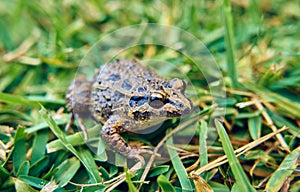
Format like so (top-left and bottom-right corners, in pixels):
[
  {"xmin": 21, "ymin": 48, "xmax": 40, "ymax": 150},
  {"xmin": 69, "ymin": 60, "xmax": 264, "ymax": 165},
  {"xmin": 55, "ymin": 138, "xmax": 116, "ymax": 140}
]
[{"xmin": 0, "ymin": 0, "xmax": 299, "ymax": 191}]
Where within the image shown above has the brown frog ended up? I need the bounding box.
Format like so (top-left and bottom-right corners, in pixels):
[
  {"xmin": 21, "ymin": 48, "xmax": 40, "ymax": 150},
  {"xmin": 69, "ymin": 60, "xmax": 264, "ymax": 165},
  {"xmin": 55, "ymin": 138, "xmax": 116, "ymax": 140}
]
[{"xmin": 66, "ymin": 59, "xmax": 192, "ymax": 163}]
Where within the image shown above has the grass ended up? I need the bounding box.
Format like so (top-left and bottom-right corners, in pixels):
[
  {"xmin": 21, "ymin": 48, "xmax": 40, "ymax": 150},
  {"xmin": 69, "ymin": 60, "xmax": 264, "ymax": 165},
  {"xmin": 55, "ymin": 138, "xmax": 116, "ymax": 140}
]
[
  {"xmin": 1, "ymin": 0, "xmax": 300, "ymax": 191},
  {"xmin": 223, "ymin": 0, "xmax": 239, "ymax": 88}
]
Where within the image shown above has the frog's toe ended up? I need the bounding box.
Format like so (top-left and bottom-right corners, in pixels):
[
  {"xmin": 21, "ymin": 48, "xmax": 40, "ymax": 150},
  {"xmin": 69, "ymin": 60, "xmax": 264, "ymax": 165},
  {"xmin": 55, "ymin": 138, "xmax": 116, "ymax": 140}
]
[{"xmin": 133, "ymin": 154, "xmax": 145, "ymax": 167}]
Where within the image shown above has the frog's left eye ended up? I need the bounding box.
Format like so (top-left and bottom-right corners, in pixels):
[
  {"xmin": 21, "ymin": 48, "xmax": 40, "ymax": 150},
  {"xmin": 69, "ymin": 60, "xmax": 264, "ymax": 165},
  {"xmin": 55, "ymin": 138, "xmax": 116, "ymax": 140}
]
[{"xmin": 149, "ymin": 92, "xmax": 165, "ymax": 109}]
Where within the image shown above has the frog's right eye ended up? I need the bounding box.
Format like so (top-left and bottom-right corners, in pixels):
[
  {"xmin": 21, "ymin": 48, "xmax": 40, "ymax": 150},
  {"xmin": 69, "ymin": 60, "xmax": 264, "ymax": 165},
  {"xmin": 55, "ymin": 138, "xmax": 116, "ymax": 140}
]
[{"xmin": 149, "ymin": 92, "xmax": 165, "ymax": 109}]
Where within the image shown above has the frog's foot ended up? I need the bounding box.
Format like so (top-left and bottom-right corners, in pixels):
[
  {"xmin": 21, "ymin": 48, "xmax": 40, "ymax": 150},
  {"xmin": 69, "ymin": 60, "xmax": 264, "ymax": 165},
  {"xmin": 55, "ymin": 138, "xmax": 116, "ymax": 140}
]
[
  {"xmin": 130, "ymin": 154, "xmax": 145, "ymax": 169},
  {"xmin": 101, "ymin": 116, "xmax": 150, "ymax": 167},
  {"xmin": 130, "ymin": 155, "xmax": 145, "ymax": 172},
  {"xmin": 65, "ymin": 113, "xmax": 89, "ymax": 140},
  {"xmin": 74, "ymin": 113, "xmax": 89, "ymax": 140}
]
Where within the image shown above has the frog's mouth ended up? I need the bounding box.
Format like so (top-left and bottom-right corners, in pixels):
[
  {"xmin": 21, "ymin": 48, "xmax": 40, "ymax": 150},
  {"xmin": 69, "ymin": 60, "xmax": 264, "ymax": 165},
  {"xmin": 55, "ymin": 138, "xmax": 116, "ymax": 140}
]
[
  {"xmin": 166, "ymin": 111, "xmax": 182, "ymax": 118},
  {"xmin": 164, "ymin": 103, "xmax": 192, "ymax": 118}
]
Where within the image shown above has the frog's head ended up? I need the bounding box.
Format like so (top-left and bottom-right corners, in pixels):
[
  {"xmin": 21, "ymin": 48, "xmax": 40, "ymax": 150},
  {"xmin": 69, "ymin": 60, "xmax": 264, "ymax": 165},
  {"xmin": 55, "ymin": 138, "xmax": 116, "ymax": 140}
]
[{"xmin": 129, "ymin": 78, "xmax": 193, "ymax": 121}]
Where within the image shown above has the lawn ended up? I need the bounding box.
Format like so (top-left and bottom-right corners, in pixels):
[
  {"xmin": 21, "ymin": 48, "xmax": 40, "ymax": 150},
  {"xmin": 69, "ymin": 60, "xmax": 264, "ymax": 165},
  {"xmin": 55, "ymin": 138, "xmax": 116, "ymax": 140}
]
[{"xmin": 0, "ymin": 0, "xmax": 299, "ymax": 191}]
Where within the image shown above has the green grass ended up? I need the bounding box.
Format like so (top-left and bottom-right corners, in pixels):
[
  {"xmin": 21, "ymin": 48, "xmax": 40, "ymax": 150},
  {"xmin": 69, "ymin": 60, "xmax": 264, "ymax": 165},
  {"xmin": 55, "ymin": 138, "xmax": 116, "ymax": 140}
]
[{"xmin": 1, "ymin": 0, "xmax": 300, "ymax": 191}]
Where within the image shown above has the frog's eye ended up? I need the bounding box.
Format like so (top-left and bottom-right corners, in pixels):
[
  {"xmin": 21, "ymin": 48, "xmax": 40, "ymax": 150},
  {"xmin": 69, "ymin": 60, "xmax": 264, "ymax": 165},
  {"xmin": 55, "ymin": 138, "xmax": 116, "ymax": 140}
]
[
  {"xmin": 168, "ymin": 78, "xmax": 186, "ymax": 92},
  {"xmin": 149, "ymin": 92, "xmax": 165, "ymax": 109}
]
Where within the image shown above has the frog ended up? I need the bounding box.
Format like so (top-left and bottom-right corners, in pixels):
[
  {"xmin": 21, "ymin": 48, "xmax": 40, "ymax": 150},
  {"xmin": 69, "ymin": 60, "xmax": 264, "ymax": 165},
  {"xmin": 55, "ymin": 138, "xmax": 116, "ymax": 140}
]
[{"xmin": 66, "ymin": 59, "xmax": 192, "ymax": 163}]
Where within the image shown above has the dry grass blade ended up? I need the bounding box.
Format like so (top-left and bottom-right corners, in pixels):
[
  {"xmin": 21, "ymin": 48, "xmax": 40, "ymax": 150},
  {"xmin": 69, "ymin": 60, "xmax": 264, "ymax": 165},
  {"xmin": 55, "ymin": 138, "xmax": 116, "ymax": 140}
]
[
  {"xmin": 191, "ymin": 126, "xmax": 288, "ymax": 175},
  {"xmin": 3, "ymin": 28, "xmax": 40, "ymax": 62},
  {"xmin": 189, "ymin": 174, "xmax": 213, "ymax": 192},
  {"xmin": 236, "ymin": 98, "xmax": 290, "ymax": 152},
  {"xmin": 253, "ymin": 99, "xmax": 290, "ymax": 152}
]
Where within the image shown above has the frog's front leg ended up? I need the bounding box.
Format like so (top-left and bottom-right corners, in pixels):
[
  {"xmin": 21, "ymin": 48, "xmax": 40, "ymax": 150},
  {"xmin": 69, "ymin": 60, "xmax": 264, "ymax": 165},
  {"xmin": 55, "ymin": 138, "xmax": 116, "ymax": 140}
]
[{"xmin": 101, "ymin": 115, "xmax": 145, "ymax": 164}]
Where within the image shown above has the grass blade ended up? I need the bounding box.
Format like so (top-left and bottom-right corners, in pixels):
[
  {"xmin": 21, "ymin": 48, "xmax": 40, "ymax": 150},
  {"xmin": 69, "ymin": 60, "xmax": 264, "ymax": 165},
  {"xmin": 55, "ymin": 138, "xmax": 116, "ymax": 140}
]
[
  {"xmin": 167, "ymin": 134, "xmax": 193, "ymax": 191},
  {"xmin": 215, "ymin": 120, "xmax": 256, "ymax": 192},
  {"xmin": 29, "ymin": 157, "xmax": 50, "ymax": 177},
  {"xmin": 223, "ymin": 0, "xmax": 239, "ymax": 88},
  {"xmin": 14, "ymin": 178, "xmax": 38, "ymax": 192},
  {"xmin": 39, "ymin": 105, "xmax": 101, "ymax": 183},
  {"xmin": 157, "ymin": 174, "xmax": 175, "ymax": 192},
  {"xmin": 209, "ymin": 181, "xmax": 230, "ymax": 192},
  {"xmin": 269, "ymin": 111, "xmax": 300, "ymax": 138},
  {"xmin": 125, "ymin": 170, "xmax": 138, "ymax": 192},
  {"xmin": 31, "ymin": 130, "xmax": 48, "ymax": 164},
  {"xmin": 243, "ymin": 81, "xmax": 300, "ymax": 119},
  {"xmin": 18, "ymin": 175, "xmax": 48, "ymax": 189},
  {"xmin": 25, "ymin": 121, "xmax": 67, "ymax": 134},
  {"xmin": 53, "ymin": 157, "xmax": 80, "ymax": 187},
  {"xmin": 0, "ymin": 92, "xmax": 38, "ymax": 107},
  {"xmin": 0, "ymin": 166, "xmax": 11, "ymax": 185},
  {"xmin": 199, "ymin": 120, "xmax": 209, "ymax": 180},
  {"xmin": 46, "ymin": 132, "xmax": 85, "ymax": 153},
  {"xmin": 148, "ymin": 165, "xmax": 170, "ymax": 178},
  {"xmin": 266, "ymin": 146, "xmax": 300, "ymax": 192},
  {"xmin": 248, "ymin": 116, "xmax": 262, "ymax": 140},
  {"xmin": 17, "ymin": 161, "xmax": 30, "ymax": 176},
  {"xmin": 12, "ymin": 127, "xmax": 27, "ymax": 176}
]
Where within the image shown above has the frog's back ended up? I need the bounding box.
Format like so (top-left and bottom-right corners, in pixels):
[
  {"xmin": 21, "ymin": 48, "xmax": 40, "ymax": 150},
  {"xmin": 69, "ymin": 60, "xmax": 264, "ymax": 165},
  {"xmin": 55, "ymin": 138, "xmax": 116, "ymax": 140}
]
[{"xmin": 91, "ymin": 59, "xmax": 161, "ymax": 122}]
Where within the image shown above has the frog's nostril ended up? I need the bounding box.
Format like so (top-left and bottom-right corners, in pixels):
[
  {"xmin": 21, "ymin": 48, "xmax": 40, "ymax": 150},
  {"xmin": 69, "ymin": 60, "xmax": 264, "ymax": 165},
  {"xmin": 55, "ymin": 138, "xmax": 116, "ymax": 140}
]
[{"xmin": 178, "ymin": 103, "xmax": 184, "ymax": 108}]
